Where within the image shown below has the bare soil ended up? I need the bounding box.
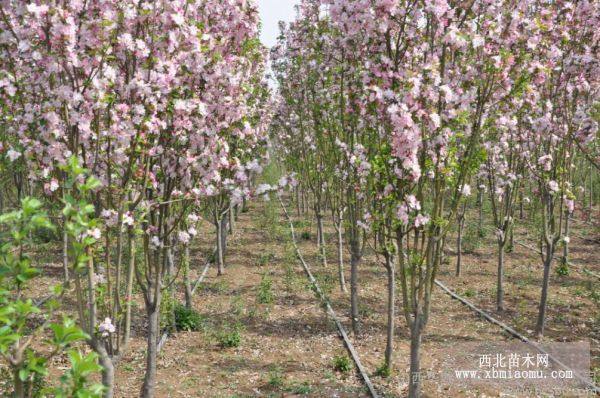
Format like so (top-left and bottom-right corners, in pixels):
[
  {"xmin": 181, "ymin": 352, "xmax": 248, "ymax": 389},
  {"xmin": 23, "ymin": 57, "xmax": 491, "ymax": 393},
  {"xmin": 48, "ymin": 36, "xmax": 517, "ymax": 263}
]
[{"xmin": 9, "ymin": 198, "xmax": 599, "ymax": 397}]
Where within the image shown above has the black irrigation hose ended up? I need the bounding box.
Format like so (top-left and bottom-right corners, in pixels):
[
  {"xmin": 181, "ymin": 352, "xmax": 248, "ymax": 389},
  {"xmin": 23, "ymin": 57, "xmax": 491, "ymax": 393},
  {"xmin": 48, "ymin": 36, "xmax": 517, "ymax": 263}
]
[
  {"xmin": 434, "ymin": 279, "xmax": 600, "ymax": 394},
  {"xmin": 278, "ymin": 194, "xmax": 379, "ymax": 398}
]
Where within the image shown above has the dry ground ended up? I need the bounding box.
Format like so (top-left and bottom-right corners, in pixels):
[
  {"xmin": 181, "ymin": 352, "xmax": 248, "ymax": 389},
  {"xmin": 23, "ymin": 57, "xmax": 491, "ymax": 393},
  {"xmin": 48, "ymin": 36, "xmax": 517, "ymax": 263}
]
[{"xmin": 9, "ymin": 198, "xmax": 600, "ymax": 397}]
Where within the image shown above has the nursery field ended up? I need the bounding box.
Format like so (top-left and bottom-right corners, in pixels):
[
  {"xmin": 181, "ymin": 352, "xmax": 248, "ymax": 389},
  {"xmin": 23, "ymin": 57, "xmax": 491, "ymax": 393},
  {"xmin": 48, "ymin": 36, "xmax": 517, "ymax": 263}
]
[
  {"xmin": 10, "ymin": 195, "xmax": 598, "ymax": 397},
  {"xmin": 0, "ymin": 0, "xmax": 599, "ymax": 397}
]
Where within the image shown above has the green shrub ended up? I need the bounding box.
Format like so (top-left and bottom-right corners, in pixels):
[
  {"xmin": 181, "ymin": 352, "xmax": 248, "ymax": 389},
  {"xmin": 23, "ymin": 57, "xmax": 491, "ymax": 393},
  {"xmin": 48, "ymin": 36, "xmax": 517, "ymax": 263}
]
[
  {"xmin": 288, "ymin": 381, "xmax": 312, "ymax": 394},
  {"xmin": 375, "ymin": 363, "xmax": 391, "ymax": 377},
  {"xmin": 174, "ymin": 304, "xmax": 205, "ymax": 332},
  {"xmin": 267, "ymin": 366, "xmax": 284, "ymax": 388},
  {"xmin": 217, "ymin": 324, "xmax": 242, "ymax": 348},
  {"xmin": 556, "ymin": 260, "xmax": 569, "ymax": 276},
  {"xmin": 333, "ymin": 355, "xmax": 352, "ymax": 372},
  {"xmin": 257, "ymin": 273, "xmax": 274, "ymax": 304}
]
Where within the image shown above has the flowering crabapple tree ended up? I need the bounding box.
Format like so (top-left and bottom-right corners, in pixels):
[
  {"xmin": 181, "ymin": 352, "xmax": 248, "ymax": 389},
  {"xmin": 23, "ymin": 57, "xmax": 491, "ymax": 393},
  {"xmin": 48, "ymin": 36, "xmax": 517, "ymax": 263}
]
[
  {"xmin": 0, "ymin": 1, "xmax": 269, "ymax": 397},
  {"xmin": 316, "ymin": 0, "xmax": 536, "ymax": 396}
]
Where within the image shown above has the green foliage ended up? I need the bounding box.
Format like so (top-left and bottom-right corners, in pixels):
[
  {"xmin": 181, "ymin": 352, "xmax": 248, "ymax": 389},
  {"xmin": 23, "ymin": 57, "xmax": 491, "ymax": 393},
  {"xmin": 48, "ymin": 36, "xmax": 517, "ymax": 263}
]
[
  {"xmin": 159, "ymin": 290, "xmax": 176, "ymax": 332},
  {"xmin": 217, "ymin": 323, "xmax": 242, "ymax": 348},
  {"xmin": 556, "ymin": 260, "xmax": 569, "ymax": 276},
  {"xmin": 49, "ymin": 350, "xmax": 105, "ymax": 398},
  {"xmin": 0, "ymin": 197, "xmax": 102, "ymax": 397},
  {"xmin": 375, "ymin": 363, "xmax": 391, "ymax": 378},
  {"xmin": 333, "ymin": 355, "xmax": 352, "ymax": 373},
  {"xmin": 256, "ymin": 252, "xmax": 275, "ymax": 267},
  {"xmin": 266, "ymin": 366, "xmax": 284, "ymax": 388},
  {"xmin": 287, "ymin": 381, "xmax": 312, "ymax": 394},
  {"xmin": 257, "ymin": 273, "xmax": 274, "ymax": 304},
  {"xmin": 174, "ymin": 304, "xmax": 205, "ymax": 332}
]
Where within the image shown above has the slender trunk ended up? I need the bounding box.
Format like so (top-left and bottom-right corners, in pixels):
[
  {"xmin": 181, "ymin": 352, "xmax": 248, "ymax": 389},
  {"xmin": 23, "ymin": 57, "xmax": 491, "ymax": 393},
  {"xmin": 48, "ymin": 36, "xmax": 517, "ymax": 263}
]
[
  {"xmin": 316, "ymin": 212, "xmax": 327, "ymax": 267},
  {"xmin": 519, "ymin": 190, "xmax": 524, "ymax": 219},
  {"xmin": 62, "ymin": 215, "xmax": 69, "ymax": 284},
  {"xmin": 589, "ymin": 166, "xmax": 593, "ymax": 214},
  {"xmin": 384, "ymin": 253, "xmax": 395, "ymax": 373},
  {"xmin": 13, "ymin": 368, "xmax": 24, "ymax": 398},
  {"xmin": 183, "ymin": 245, "xmax": 193, "ymax": 309},
  {"xmin": 350, "ymin": 242, "xmax": 360, "ymax": 335},
  {"xmin": 241, "ymin": 196, "xmax": 247, "ymax": 213},
  {"xmin": 228, "ymin": 204, "xmax": 234, "ymax": 235},
  {"xmin": 336, "ymin": 219, "xmax": 347, "ymax": 293},
  {"xmin": 478, "ymin": 188, "xmax": 484, "ymax": 236},
  {"xmin": 216, "ymin": 220, "xmax": 224, "ymax": 276},
  {"xmin": 296, "ymin": 188, "xmax": 301, "ymax": 217},
  {"xmin": 497, "ymin": 238, "xmax": 505, "ymax": 312},
  {"xmin": 220, "ymin": 215, "xmax": 228, "ymax": 253},
  {"xmin": 456, "ymin": 221, "xmax": 463, "ymax": 276},
  {"xmin": 408, "ymin": 321, "xmax": 422, "ymax": 398},
  {"xmin": 562, "ymin": 215, "xmax": 570, "ymax": 265},
  {"xmin": 141, "ymin": 303, "xmax": 160, "ymax": 398},
  {"xmin": 98, "ymin": 346, "xmax": 115, "ymax": 398},
  {"xmin": 123, "ymin": 230, "xmax": 135, "ymax": 347},
  {"xmin": 536, "ymin": 244, "xmax": 553, "ymax": 337}
]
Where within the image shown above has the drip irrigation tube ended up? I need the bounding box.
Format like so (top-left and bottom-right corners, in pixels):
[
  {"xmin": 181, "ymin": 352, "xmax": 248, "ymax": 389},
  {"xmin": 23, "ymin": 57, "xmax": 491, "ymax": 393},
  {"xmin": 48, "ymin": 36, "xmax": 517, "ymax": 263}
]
[{"xmin": 434, "ymin": 279, "xmax": 599, "ymax": 394}]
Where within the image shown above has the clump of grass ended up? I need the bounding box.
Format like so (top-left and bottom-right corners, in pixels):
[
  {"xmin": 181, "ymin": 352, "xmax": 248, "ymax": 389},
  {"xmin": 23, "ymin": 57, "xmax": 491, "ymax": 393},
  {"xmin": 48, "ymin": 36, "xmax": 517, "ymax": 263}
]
[
  {"xmin": 300, "ymin": 230, "xmax": 311, "ymax": 240},
  {"xmin": 333, "ymin": 355, "xmax": 352, "ymax": 373},
  {"xmin": 257, "ymin": 252, "xmax": 275, "ymax": 267},
  {"xmin": 287, "ymin": 381, "xmax": 312, "ymax": 394},
  {"xmin": 267, "ymin": 366, "xmax": 284, "ymax": 388},
  {"xmin": 257, "ymin": 273, "xmax": 275, "ymax": 304},
  {"xmin": 375, "ymin": 363, "xmax": 391, "ymax": 378},
  {"xmin": 174, "ymin": 304, "xmax": 205, "ymax": 332},
  {"xmin": 217, "ymin": 323, "xmax": 242, "ymax": 348}
]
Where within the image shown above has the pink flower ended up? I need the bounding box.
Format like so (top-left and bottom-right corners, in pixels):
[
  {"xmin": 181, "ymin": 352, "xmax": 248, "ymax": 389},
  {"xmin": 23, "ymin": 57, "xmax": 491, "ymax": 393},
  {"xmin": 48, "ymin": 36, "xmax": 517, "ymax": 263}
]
[
  {"xmin": 6, "ymin": 148, "xmax": 21, "ymax": 162},
  {"xmin": 98, "ymin": 318, "xmax": 115, "ymax": 337},
  {"xmin": 414, "ymin": 214, "xmax": 430, "ymax": 228}
]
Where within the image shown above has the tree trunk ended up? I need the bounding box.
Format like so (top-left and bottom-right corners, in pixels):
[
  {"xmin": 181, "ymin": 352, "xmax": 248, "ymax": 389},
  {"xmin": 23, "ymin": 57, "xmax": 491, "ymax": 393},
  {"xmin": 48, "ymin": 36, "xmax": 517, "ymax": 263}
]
[
  {"xmin": 497, "ymin": 238, "xmax": 505, "ymax": 312},
  {"xmin": 220, "ymin": 215, "xmax": 228, "ymax": 253},
  {"xmin": 519, "ymin": 190, "xmax": 524, "ymax": 219},
  {"xmin": 62, "ymin": 221, "xmax": 69, "ymax": 284},
  {"xmin": 316, "ymin": 212, "xmax": 327, "ymax": 267},
  {"xmin": 350, "ymin": 242, "xmax": 361, "ymax": 335},
  {"xmin": 123, "ymin": 230, "xmax": 135, "ymax": 347},
  {"xmin": 12, "ymin": 367, "xmax": 24, "ymax": 398},
  {"xmin": 216, "ymin": 220, "xmax": 224, "ymax": 276},
  {"xmin": 535, "ymin": 244, "xmax": 553, "ymax": 337},
  {"xmin": 408, "ymin": 321, "xmax": 423, "ymax": 398},
  {"xmin": 456, "ymin": 213, "xmax": 465, "ymax": 277},
  {"xmin": 98, "ymin": 346, "xmax": 115, "ymax": 398},
  {"xmin": 562, "ymin": 215, "xmax": 570, "ymax": 265},
  {"xmin": 478, "ymin": 188, "xmax": 484, "ymax": 237},
  {"xmin": 336, "ymin": 219, "xmax": 347, "ymax": 293},
  {"xmin": 228, "ymin": 204, "xmax": 235, "ymax": 235},
  {"xmin": 183, "ymin": 245, "xmax": 193, "ymax": 309},
  {"xmin": 141, "ymin": 303, "xmax": 160, "ymax": 398},
  {"xmin": 384, "ymin": 253, "xmax": 395, "ymax": 373}
]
